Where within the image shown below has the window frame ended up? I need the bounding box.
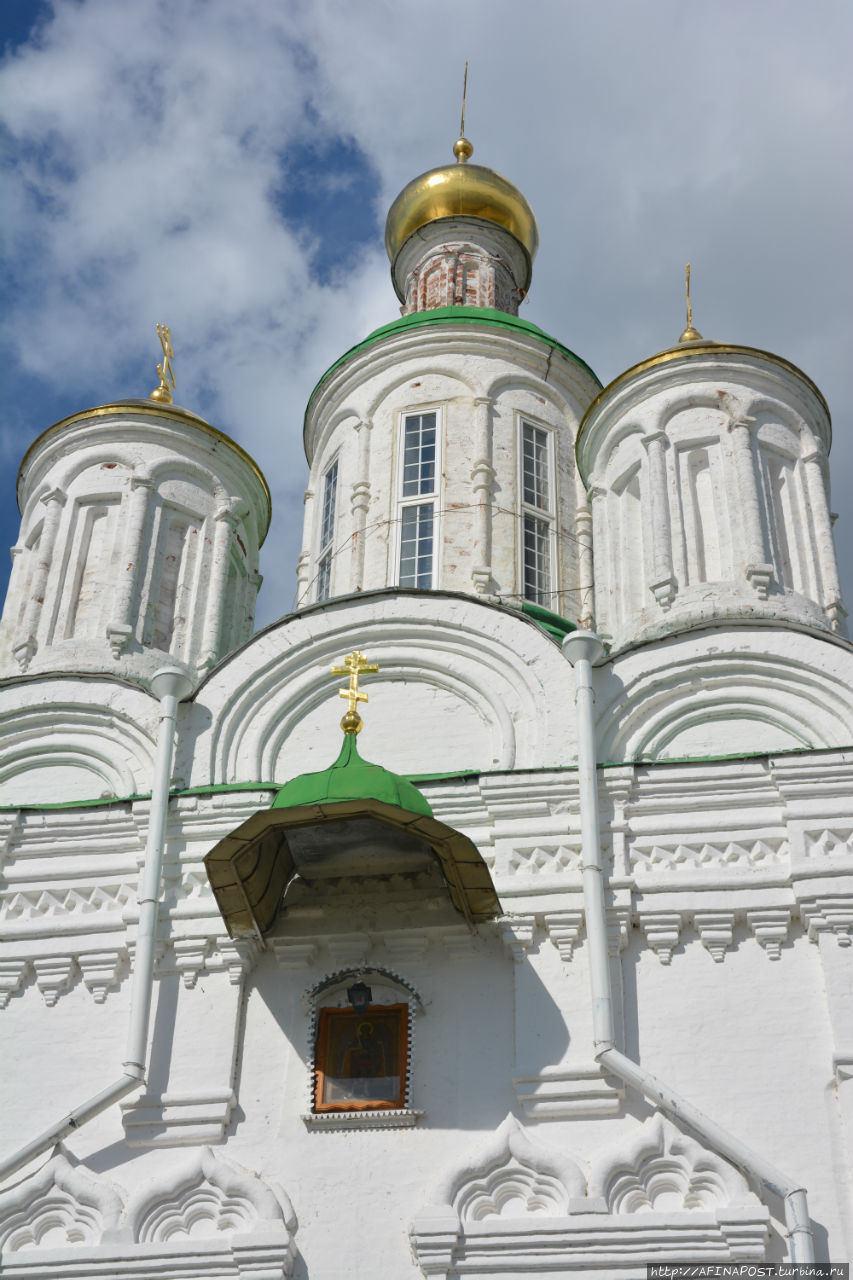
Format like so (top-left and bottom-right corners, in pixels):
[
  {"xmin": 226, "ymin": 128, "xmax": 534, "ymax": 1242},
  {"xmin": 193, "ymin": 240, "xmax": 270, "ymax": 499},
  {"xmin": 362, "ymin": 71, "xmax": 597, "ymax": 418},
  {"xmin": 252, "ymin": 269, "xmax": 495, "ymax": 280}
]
[
  {"xmin": 313, "ymin": 1002, "xmax": 409, "ymax": 1113},
  {"xmin": 315, "ymin": 455, "xmax": 340, "ymax": 603},
  {"xmin": 518, "ymin": 417, "xmax": 557, "ymax": 607},
  {"xmin": 395, "ymin": 407, "xmax": 442, "ymax": 590}
]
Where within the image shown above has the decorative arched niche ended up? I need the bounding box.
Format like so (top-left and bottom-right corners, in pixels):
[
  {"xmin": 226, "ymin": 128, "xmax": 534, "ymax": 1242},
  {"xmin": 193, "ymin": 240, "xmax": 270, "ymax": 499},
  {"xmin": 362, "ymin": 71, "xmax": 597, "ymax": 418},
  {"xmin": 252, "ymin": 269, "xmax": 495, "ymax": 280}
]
[
  {"xmin": 0, "ymin": 1145, "xmax": 296, "ymax": 1280},
  {"xmin": 0, "ymin": 1146, "xmax": 124, "ymax": 1253},
  {"xmin": 302, "ymin": 967, "xmax": 423, "ymax": 1130},
  {"xmin": 596, "ymin": 632, "xmax": 853, "ymax": 763},
  {"xmin": 0, "ymin": 698, "xmax": 156, "ymax": 806},
  {"xmin": 124, "ymin": 1145, "xmax": 295, "ymax": 1247},
  {"xmin": 410, "ymin": 1114, "xmax": 586, "ymax": 1277},
  {"xmin": 410, "ymin": 1113, "xmax": 770, "ymax": 1279}
]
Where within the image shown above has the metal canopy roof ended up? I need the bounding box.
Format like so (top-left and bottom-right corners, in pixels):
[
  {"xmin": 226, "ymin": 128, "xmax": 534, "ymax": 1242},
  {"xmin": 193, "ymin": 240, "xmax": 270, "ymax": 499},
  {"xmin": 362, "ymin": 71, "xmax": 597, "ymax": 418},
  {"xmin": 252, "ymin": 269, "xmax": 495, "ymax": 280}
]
[{"xmin": 204, "ymin": 795, "xmax": 500, "ymax": 939}]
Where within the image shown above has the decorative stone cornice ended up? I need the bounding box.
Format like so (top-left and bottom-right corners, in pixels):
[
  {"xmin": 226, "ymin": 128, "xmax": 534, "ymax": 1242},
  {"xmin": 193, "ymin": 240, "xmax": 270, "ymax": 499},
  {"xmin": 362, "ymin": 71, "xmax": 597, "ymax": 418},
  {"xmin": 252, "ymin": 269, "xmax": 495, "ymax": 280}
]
[
  {"xmin": 543, "ymin": 910, "xmax": 583, "ymax": 962},
  {"xmin": 499, "ymin": 915, "xmax": 536, "ymax": 963},
  {"xmin": 694, "ymin": 911, "xmax": 735, "ymax": 963},
  {"xmin": 746, "ymin": 908, "xmax": 791, "ymax": 960},
  {"xmin": 799, "ymin": 896, "xmax": 853, "ymax": 946},
  {"xmin": 640, "ymin": 911, "xmax": 683, "ymax": 965}
]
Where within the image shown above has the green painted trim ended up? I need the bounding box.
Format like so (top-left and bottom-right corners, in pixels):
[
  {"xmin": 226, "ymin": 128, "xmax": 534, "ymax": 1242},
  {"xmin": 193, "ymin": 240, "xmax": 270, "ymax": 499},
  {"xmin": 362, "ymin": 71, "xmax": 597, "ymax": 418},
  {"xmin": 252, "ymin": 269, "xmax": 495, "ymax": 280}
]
[
  {"xmin": 0, "ymin": 782, "xmax": 278, "ymax": 813},
  {"xmin": 405, "ymin": 770, "xmax": 483, "ymax": 784},
  {"xmin": 520, "ymin": 601, "xmax": 577, "ymax": 641},
  {"xmin": 2, "ymin": 741, "xmax": 848, "ymax": 812},
  {"xmin": 175, "ymin": 782, "xmax": 277, "ymax": 796},
  {"xmin": 305, "ymin": 306, "xmax": 602, "ymax": 414},
  {"xmin": 613, "ymin": 744, "xmax": 853, "ymax": 767},
  {"xmin": 0, "ymin": 792, "xmax": 152, "ymax": 812}
]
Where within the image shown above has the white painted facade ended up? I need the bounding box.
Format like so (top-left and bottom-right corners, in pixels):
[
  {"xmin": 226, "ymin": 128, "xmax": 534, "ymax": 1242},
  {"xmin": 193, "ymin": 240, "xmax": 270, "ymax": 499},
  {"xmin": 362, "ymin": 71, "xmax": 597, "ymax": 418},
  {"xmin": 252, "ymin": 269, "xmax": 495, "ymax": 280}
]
[
  {"xmin": 0, "ymin": 401, "xmax": 270, "ymax": 686},
  {"xmin": 1, "ymin": 146, "xmax": 852, "ymax": 1279}
]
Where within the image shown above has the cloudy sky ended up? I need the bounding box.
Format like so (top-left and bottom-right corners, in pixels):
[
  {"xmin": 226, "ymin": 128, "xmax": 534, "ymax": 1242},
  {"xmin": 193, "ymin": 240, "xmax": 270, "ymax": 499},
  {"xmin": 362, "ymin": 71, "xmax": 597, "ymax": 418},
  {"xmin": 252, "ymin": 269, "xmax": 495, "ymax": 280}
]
[{"xmin": 1, "ymin": 0, "xmax": 851, "ymax": 627}]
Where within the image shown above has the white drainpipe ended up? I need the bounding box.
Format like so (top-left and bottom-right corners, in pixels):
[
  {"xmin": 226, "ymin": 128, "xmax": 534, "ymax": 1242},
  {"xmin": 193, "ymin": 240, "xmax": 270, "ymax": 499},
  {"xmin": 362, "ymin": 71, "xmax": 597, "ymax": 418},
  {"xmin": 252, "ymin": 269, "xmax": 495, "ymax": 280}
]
[
  {"xmin": 562, "ymin": 630, "xmax": 815, "ymax": 1265},
  {"xmin": 0, "ymin": 665, "xmax": 193, "ymax": 1184}
]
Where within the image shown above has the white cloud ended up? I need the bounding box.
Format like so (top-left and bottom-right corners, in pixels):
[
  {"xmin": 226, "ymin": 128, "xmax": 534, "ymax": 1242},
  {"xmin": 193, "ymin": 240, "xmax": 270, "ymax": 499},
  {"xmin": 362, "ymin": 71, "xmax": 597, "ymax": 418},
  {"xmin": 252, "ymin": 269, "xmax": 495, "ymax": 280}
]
[{"xmin": 1, "ymin": 0, "xmax": 851, "ymax": 623}]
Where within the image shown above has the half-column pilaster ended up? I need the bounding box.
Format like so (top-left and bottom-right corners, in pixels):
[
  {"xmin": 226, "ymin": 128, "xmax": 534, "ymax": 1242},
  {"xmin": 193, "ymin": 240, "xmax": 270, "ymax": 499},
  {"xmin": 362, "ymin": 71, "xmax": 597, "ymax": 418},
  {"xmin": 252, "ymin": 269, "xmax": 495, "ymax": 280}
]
[
  {"xmin": 296, "ymin": 487, "xmax": 315, "ymax": 605},
  {"xmin": 199, "ymin": 503, "xmax": 240, "ymax": 673},
  {"xmin": 351, "ymin": 418, "xmax": 373, "ymax": 592},
  {"xmin": 107, "ymin": 473, "xmax": 154, "ymax": 658},
  {"xmin": 802, "ymin": 445, "xmax": 847, "ymax": 633},
  {"xmin": 642, "ymin": 432, "xmax": 677, "ymax": 610},
  {"xmin": 728, "ymin": 415, "xmax": 773, "ymax": 599},
  {"xmin": 14, "ymin": 487, "xmax": 66, "ymax": 671},
  {"xmin": 470, "ymin": 397, "xmax": 495, "ymax": 594}
]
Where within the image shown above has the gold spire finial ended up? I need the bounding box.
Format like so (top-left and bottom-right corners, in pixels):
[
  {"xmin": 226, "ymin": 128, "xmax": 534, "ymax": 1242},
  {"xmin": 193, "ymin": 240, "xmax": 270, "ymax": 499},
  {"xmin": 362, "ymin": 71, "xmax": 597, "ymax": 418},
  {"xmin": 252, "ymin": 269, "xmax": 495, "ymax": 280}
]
[
  {"xmin": 460, "ymin": 60, "xmax": 468, "ymax": 138},
  {"xmin": 678, "ymin": 263, "xmax": 703, "ymax": 343},
  {"xmin": 453, "ymin": 61, "xmax": 473, "ymax": 163},
  {"xmin": 150, "ymin": 323, "xmax": 177, "ymax": 402},
  {"xmin": 330, "ymin": 649, "xmax": 379, "ymax": 735}
]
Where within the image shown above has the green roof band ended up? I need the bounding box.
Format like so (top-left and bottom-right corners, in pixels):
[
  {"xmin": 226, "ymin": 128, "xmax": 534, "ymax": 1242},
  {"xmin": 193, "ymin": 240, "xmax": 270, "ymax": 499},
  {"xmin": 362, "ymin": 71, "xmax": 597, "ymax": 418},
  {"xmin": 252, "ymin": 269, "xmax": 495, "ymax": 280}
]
[
  {"xmin": 520, "ymin": 600, "xmax": 577, "ymax": 641},
  {"xmin": 306, "ymin": 306, "xmax": 602, "ymax": 413},
  {"xmin": 2, "ymin": 743, "xmax": 849, "ymax": 814}
]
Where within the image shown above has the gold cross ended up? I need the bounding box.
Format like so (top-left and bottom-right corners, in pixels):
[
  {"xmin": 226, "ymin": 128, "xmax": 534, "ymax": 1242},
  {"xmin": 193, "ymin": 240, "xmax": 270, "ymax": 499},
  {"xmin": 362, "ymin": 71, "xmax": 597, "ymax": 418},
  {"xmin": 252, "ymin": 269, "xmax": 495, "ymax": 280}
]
[
  {"xmin": 157, "ymin": 323, "xmax": 176, "ymax": 388},
  {"xmin": 150, "ymin": 323, "xmax": 177, "ymax": 403},
  {"xmin": 678, "ymin": 264, "xmax": 703, "ymax": 343},
  {"xmin": 330, "ymin": 649, "xmax": 379, "ymax": 734}
]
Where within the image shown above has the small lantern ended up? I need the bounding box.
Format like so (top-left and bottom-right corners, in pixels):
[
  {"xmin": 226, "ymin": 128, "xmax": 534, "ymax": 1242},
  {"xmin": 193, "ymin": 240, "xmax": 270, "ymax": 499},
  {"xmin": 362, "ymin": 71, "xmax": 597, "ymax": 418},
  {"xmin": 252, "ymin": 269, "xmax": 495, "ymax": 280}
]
[{"xmin": 347, "ymin": 980, "xmax": 372, "ymax": 1014}]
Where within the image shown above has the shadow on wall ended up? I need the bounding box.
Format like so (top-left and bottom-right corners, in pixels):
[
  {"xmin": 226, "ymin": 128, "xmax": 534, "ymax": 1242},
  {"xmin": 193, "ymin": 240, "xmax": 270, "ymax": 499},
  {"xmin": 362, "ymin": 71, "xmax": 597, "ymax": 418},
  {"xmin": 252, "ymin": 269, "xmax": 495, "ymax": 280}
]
[{"xmin": 244, "ymin": 920, "xmax": 570, "ymax": 1137}]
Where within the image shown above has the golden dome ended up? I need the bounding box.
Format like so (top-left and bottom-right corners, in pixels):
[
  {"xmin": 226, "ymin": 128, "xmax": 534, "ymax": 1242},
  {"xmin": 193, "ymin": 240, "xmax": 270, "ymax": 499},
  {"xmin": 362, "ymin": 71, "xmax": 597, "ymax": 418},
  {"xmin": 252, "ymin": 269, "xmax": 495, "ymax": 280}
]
[{"xmin": 384, "ymin": 139, "xmax": 539, "ymax": 265}]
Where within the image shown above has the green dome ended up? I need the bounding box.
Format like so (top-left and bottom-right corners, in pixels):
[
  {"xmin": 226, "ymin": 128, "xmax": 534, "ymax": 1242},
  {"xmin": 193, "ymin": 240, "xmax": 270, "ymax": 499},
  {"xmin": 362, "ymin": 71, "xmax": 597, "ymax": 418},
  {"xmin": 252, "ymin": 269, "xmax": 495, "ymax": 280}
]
[{"xmin": 271, "ymin": 734, "xmax": 433, "ymax": 818}]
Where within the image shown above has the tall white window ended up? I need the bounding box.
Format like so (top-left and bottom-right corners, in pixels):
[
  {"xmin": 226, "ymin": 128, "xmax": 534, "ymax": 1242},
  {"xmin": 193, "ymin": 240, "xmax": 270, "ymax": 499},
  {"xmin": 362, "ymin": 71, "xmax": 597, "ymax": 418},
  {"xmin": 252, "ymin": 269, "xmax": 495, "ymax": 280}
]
[
  {"xmin": 398, "ymin": 411, "xmax": 439, "ymax": 589},
  {"xmin": 520, "ymin": 421, "xmax": 555, "ymax": 606},
  {"xmin": 316, "ymin": 458, "xmax": 338, "ymax": 602}
]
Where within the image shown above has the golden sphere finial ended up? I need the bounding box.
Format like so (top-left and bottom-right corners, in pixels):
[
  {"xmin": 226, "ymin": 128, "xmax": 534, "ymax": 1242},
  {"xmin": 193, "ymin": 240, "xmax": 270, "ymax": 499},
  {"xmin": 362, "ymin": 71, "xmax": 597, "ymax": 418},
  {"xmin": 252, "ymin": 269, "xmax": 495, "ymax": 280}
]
[
  {"xmin": 453, "ymin": 135, "xmax": 473, "ymax": 163},
  {"xmin": 678, "ymin": 324, "xmax": 704, "ymax": 344},
  {"xmin": 340, "ymin": 709, "xmax": 363, "ymax": 735}
]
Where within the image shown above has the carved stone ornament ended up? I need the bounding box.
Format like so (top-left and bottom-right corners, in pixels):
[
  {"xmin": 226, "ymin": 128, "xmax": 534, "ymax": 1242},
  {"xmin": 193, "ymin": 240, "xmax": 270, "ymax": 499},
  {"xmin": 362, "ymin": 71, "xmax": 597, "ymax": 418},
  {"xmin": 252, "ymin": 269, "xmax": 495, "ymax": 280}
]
[
  {"xmin": 0, "ymin": 1146, "xmax": 124, "ymax": 1253},
  {"xmin": 0, "ymin": 1145, "xmax": 297, "ymax": 1280},
  {"xmin": 410, "ymin": 1112, "xmax": 769, "ymax": 1278}
]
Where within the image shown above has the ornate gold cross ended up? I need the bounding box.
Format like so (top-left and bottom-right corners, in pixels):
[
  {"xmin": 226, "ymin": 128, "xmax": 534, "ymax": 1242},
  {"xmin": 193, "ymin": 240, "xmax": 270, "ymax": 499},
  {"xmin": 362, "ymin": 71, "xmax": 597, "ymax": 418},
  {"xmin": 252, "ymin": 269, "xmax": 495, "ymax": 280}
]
[
  {"xmin": 331, "ymin": 649, "xmax": 379, "ymax": 735},
  {"xmin": 150, "ymin": 323, "xmax": 177, "ymax": 403},
  {"xmin": 678, "ymin": 263, "xmax": 703, "ymax": 343}
]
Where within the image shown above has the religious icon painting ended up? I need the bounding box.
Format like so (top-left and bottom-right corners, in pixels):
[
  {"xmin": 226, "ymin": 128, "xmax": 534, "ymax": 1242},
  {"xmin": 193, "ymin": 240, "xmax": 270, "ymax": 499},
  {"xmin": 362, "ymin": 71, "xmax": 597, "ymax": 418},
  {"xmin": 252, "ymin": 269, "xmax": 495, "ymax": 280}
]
[{"xmin": 314, "ymin": 1003, "xmax": 408, "ymax": 1111}]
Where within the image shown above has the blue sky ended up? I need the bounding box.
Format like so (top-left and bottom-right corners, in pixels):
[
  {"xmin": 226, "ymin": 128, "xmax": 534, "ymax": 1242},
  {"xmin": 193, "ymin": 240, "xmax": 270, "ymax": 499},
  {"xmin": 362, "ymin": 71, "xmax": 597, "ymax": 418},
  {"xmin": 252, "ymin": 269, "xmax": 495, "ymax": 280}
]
[{"xmin": 1, "ymin": 0, "xmax": 851, "ymax": 626}]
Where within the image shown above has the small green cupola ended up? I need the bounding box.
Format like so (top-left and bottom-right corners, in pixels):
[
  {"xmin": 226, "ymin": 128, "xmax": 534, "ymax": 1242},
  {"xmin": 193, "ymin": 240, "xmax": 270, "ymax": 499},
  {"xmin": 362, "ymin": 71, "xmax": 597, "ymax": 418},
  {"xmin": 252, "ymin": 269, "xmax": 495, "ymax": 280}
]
[
  {"xmin": 271, "ymin": 731, "xmax": 433, "ymax": 817},
  {"xmin": 204, "ymin": 650, "xmax": 499, "ymax": 939}
]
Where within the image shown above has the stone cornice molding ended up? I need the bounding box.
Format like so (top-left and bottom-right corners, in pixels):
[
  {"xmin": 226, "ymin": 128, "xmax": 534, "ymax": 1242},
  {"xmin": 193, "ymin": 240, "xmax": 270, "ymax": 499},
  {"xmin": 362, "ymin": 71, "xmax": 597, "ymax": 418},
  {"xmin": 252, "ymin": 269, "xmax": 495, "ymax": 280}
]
[
  {"xmin": 577, "ymin": 346, "xmax": 831, "ymax": 483},
  {"xmin": 304, "ymin": 323, "xmax": 598, "ymax": 463},
  {"xmin": 19, "ymin": 410, "xmax": 270, "ymax": 542}
]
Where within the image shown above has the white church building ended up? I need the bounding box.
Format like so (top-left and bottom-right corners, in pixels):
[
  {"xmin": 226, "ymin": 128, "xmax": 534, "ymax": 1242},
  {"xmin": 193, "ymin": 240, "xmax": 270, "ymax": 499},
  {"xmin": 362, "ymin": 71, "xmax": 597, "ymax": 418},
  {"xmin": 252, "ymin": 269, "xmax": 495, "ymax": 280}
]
[{"xmin": 0, "ymin": 129, "xmax": 851, "ymax": 1278}]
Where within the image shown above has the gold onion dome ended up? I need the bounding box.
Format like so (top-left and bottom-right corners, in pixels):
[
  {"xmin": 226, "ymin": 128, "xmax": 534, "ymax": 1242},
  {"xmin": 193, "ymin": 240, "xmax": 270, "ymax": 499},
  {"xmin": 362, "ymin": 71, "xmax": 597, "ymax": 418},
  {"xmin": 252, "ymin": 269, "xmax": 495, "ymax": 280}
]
[{"xmin": 384, "ymin": 136, "xmax": 539, "ymax": 264}]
